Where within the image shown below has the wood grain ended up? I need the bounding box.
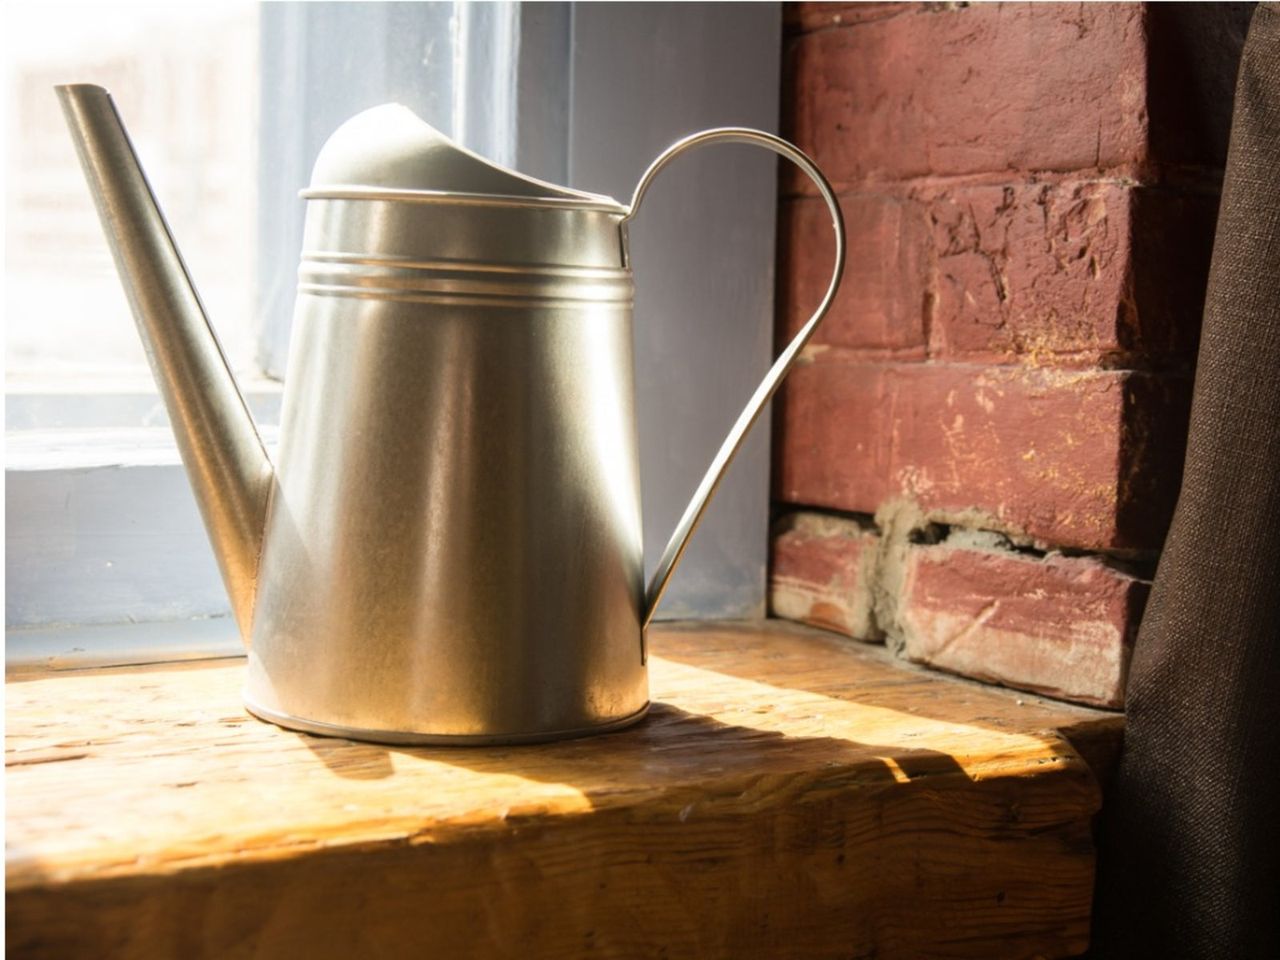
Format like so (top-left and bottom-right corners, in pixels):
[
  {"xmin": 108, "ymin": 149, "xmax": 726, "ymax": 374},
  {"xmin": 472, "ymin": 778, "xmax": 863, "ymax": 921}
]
[{"xmin": 6, "ymin": 620, "xmax": 1122, "ymax": 959}]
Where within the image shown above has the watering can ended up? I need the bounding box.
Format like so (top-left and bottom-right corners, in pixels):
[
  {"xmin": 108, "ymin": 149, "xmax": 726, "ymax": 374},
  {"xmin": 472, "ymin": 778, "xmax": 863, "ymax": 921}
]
[{"xmin": 57, "ymin": 83, "xmax": 844, "ymax": 744}]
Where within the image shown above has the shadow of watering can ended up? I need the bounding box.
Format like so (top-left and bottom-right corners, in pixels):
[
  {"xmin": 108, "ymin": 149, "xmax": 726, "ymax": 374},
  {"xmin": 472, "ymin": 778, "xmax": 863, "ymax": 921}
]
[{"xmin": 57, "ymin": 83, "xmax": 845, "ymax": 744}]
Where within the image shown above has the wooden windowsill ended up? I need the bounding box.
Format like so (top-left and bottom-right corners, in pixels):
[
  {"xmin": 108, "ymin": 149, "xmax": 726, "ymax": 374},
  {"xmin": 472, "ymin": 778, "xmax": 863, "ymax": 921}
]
[{"xmin": 6, "ymin": 620, "xmax": 1122, "ymax": 959}]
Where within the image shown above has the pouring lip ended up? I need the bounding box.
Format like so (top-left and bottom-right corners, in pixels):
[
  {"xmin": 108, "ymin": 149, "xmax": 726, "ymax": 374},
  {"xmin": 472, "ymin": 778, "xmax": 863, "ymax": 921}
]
[{"xmin": 299, "ymin": 184, "xmax": 629, "ymax": 215}]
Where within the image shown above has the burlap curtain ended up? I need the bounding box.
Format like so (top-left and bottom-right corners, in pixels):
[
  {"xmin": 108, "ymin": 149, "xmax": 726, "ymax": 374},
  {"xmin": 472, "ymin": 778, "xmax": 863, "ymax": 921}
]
[{"xmin": 1089, "ymin": 4, "xmax": 1280, "ymax": 957}]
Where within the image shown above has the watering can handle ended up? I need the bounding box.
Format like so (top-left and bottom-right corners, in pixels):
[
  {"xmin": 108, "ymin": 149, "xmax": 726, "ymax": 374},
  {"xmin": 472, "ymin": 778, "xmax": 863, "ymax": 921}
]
[{"xmin": 622, "ymin": 128, "xmax": 846, "ymax": 630}]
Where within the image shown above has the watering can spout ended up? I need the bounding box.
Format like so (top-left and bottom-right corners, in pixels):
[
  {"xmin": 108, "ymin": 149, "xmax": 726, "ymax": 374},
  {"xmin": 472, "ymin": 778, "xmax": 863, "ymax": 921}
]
[{"xmin": 56, "ymin": 84, "xmax": 274, "ymax": 643}]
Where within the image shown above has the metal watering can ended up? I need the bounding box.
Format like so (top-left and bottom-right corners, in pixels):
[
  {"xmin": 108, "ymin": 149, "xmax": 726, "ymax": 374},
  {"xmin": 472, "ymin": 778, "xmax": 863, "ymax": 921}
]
[{"xmin": 58, "ymin": 83, "xmax": 845, "ymax": 744}]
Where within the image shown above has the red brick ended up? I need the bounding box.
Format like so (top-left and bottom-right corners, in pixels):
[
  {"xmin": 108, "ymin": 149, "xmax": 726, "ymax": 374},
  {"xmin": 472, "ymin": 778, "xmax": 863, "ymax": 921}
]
[
  {"xmin": 783, "ymin": 4, "xmax": 1148, "ymax": 188},
  {"xmin": 1117, "ymin": 372, "xmax": 1191, "ymax": 548},
  {"xmin": 785, "ymin": 2, "xmax": 926, "ymax": 34},
  {"xmin": 898, "ymin": 537, "xmax": 1150, "ymax": 707},
  {"xmin": 925, "ymin": 181, "xmax": 1133, "ymax": 365},
  {"xmin": 769, "ymin": 513, "xmax": 880, "ymax": 640},
  {"xmin": 784, "ymin": 180, "xmax": 1201, "ymax": 366},
  {"xmin": 774, "ymin": 353, "xmax": 1188, "ymax": 550},
  {"xmin": 778, "ymin": 193, "xmax": 929, "ymax": 357}
]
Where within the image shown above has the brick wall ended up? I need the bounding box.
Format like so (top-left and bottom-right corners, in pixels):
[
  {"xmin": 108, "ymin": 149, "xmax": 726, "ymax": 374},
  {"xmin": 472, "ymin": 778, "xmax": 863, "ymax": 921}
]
[{"xmin": 770, "ymin": 2, "xmax": 1253, "ymax": 707}]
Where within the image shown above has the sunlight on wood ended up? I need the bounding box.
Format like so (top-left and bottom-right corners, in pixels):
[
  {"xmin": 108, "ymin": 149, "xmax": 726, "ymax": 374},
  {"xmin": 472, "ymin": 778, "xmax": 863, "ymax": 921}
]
[{"xmin": 7, "ymin": 621, "xmax": 1122, "ymax": 959}]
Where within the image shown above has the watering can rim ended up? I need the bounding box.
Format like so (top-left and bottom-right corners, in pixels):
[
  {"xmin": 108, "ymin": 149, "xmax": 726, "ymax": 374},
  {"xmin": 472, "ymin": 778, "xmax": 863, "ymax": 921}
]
[{"xmin": 307, "ymin": 101, "xmax": 624, "ymax": 211}]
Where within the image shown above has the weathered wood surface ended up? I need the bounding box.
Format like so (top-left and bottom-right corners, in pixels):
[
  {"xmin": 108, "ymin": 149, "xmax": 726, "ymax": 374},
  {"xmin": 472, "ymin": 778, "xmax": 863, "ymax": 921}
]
[{"xmin": 6, "ymin": 620, "xmax": 1122, "ymax": 959}]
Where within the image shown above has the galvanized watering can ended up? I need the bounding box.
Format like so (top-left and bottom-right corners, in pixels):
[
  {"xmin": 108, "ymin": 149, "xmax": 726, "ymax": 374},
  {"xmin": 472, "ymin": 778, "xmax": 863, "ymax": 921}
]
[{"xmin": 58, "ymin": 83, "xmax": 845, "ymax": 744}]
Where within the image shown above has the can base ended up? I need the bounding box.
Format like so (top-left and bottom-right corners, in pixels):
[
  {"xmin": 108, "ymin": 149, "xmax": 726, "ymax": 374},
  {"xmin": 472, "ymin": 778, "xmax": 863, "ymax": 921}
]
[{"xmin": 242, "ymin": 695, "xmax": 651, "ymax": 746}]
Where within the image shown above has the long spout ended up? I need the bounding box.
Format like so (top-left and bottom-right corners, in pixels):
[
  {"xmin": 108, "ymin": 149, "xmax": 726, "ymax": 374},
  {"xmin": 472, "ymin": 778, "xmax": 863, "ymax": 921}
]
[{"xmin": 57, "ymin": 84, "xmax": 273, "ymax": 643}]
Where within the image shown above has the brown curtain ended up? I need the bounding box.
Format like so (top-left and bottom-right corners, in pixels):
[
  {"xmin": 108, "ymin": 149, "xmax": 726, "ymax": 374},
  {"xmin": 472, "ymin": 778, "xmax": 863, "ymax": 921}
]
[{"xmin": 1089, "ymin": 4, "xmax": 1280, "ymax": 958}]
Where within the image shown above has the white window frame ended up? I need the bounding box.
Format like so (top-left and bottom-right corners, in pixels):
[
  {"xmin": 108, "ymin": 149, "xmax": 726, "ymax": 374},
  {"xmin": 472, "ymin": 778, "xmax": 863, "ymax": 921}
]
[{"xmin": 6, "ymin": 1, "xmax": 783, "ymax": 666}]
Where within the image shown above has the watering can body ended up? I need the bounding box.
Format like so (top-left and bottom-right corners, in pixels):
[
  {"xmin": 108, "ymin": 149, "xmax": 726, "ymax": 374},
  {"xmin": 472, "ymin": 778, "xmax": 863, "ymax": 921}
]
[
  {"xmin": 58, "ymin": 84, "xmax": 844, "ymax": 744},
  {"xmin": 253, "ymin": 157, "xmax": 648, "ymax": 741}
]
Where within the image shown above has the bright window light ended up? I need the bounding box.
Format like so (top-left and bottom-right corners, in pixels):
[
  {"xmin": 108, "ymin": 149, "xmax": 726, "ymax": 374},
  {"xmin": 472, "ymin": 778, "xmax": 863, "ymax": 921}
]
[{"xmin": 4, "ymin": 1, "xmax": 260, "ymax": 381}]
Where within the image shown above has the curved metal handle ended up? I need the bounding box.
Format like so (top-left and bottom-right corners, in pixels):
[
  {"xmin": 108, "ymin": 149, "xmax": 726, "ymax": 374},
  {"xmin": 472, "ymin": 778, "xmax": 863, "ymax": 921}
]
[{"xmin": 624, "ymin": 127, "xmax": 846, "ymax": 629}]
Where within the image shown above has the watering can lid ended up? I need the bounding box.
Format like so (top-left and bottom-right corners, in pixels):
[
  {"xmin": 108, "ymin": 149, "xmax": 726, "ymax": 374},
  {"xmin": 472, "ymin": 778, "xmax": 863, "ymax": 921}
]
[{"xmin": 305, "ymin": 104, "xmax": 624, "ymax": 210}]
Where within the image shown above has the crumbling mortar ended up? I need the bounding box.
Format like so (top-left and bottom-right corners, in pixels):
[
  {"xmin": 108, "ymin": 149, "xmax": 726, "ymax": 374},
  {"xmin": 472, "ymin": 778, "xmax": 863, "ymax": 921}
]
[
  {"xmin": 779, "ymin": 165, "xmax": 1229, "ymax": 204},
  {"xmin": 780, "ymin": 171, "xmax": 1153, "ymax": 204},
  {"xmin": 792, "ymin": 345, "xmax": 1179, "ymax": 383},
  {"xmin": 772, "ymin": 500, "xmax": 1158, "ymax": 652}
]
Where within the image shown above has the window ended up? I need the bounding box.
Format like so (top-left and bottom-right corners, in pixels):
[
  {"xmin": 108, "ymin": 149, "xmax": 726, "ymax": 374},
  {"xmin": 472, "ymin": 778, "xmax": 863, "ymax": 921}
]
[
  {"xmin": 5, "ymin": 1, "xmax": 270, "ymax": 646},
  {"xmin": 6, "ymin": 3, "xmax": 260, "ymax": 382},
  {"xmin": 6, "ymin": 2, "xmax": 783, "ymax": 666}
]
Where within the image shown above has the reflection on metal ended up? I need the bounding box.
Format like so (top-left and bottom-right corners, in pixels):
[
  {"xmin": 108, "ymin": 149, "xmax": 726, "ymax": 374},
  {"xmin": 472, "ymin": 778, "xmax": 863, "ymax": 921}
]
[{"xmin": 59, "ymin": 85, "xmax": 844, "ymax": 744}]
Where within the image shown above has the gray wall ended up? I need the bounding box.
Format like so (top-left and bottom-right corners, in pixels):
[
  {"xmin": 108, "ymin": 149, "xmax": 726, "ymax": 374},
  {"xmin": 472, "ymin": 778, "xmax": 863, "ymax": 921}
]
[{"xmin": 567, "ymin": 3, "xmax": 781, "ymax": 617}]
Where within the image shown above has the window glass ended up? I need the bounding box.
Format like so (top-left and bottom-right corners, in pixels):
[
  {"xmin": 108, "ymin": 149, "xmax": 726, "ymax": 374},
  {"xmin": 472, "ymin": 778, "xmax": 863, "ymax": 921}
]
[{"xmin": 4, "ymin": 2, "xmax": 260, "ymax": 380}]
